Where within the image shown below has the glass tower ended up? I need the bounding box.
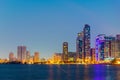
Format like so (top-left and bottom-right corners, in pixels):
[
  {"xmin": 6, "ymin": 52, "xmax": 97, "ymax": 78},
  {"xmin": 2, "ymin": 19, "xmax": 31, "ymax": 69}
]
[
  {"xmin": 63, "ymin": 42, "xmax": 68, "ymax": 62},
  {"xmin": 76, "ymin": 32, "xmax": 84, "ymax": 60},
  {"xmin": 83, "ymin": 24, "xmax": 91, "ymax": 62}
]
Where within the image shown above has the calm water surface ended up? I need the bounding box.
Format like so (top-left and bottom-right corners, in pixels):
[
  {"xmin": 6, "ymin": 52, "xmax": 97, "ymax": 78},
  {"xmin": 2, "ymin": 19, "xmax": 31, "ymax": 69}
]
[{"xmin": 0, "ymin": 64, "xmax": 120, "ymax": 80}]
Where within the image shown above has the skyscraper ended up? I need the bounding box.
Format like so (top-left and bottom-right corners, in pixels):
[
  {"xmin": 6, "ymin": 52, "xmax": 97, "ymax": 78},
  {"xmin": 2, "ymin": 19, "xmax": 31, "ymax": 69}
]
[
  {"xmin": 76, "ymin": 24, "xmax": 91, "ymax": 63},
  {"xmin": 76, "ymin": 32, "xmax": 84, "ymax": 60},
  {"xmin": 17, "ymin": 46, "xmax": 27, "ymax": 62},
  {"xmin": 104, "ymin": 36, "xmax": 115, "ymax": 58},
  {"xmin": 113, "ymin": 35, "xmax": 120, "ymax": 58},
  {"xmin": 96, "ymin": 34, "xmax": 105, "ymax": 61},
  {"xmin": 96, "ymin": 34, "xmax": 115, "ymax": 61},
  {"xmin": 83, "ymin": 24, "xmax": 91, "ymax": 62},
  {"xmin": 62, "ymin": 42, "xmax": 68, "ymax": 62}
]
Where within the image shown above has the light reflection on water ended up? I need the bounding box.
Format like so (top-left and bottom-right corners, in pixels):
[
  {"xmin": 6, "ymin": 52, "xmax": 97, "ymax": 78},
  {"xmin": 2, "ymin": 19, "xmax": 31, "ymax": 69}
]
[{"xmin": 0, "ymin": 64, "xmax": 119, "ymax": 80}]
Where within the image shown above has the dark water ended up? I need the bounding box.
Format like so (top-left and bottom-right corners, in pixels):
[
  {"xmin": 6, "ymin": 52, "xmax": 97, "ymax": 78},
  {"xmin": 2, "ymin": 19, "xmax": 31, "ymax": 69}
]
[{"xmin": 0, "ymin": 64, "xmax": 120, "ymax": 80}]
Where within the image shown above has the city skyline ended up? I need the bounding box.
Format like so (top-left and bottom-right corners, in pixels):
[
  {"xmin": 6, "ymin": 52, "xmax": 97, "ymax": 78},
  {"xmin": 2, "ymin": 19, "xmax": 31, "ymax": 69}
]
[{"xmin": 0, "ymin": 0, "xmax": 120, "ymax": 59}]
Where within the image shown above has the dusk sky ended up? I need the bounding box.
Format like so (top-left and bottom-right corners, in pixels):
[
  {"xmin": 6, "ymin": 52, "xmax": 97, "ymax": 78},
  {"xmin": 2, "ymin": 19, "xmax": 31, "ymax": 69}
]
[{"xmin": 0, "ymin": 0, "xmax": 120, "ymax": 59}]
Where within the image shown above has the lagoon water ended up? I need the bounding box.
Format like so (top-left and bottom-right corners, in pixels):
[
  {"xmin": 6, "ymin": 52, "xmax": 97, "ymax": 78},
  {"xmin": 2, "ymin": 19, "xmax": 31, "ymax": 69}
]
[{"xmin": 0, "ymin": 64, "xmax": 120, "ymax": 80}]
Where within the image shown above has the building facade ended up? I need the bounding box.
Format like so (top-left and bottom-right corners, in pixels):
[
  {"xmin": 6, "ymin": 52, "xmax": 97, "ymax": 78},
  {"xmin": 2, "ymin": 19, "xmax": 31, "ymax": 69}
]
[
  {"xmin": 17, "ymin": 46, "xmax": 27, "ymax": 62},
  {"xmin": 34, "ymin": 52, "xmax": 40, "ymax": 63},
  {"xmin": 104, "ymin": 36, "xmax": 115, "ymax": 58},
  {"xmin": 9, "ymin": 52, "xmax": 14, "ymax": 62},
  {"xmin": 96, "ymin": 34, "xmax": 116, "ymax": 61},
  {"xmin": 83, "ymin": 24, "xmax": 91, "ymax": 62},
  {"xmin": 62, "ymin": 42, "xmax": 68, "ymax": 62},
  {"xmin": 90, "ymin": 48, "xmax": 96, "ymax": 63},
  {"xmin": 76, "ymin": 32, "xmax": 84, "ymax": 60},
  {"xmin": 112, "ymin": 35, "xmax": 120, "ymax": 58},
  {"xmin": 76, "ymin": 24, "xmax": 91, "ymax": 63},
  {"xmin": 68, "ymin": 52, "xmax": 77, "ymax": 62},
  {"xmin": 52, "ymin": 53, "xmax": 62, "ymax": 63}
]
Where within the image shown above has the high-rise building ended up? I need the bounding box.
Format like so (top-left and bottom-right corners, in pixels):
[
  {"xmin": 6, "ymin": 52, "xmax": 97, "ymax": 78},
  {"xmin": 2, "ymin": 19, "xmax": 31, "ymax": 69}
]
[
  {"xmin": 111, "ymin": 40, "xmax": 116, "ymax": 58},
  {"xmin": 113, "ymin": 35, "xmax": 120, "ymax": 58},
  {"xmin": 83, "ymin": 24, "xmax": 91, "ymax": 62},
  {"xmin": 34, "ymin": 52, "xmax": 40, "ymax": 63},
  {"xmin": 17, "ymin": 46, "xmax": 27, "ymax": 62},
  {"xmin": 62, "ymin": 42, "xmax": 68, "ymax": 62},
  {"xmin": 96, "ymin": 34, "xmax": 115, "ymax": 61},
  {"xmin": 104, "ymin": 36, "xmax": 115, "ymax": 58},
  {"xmin": 76, "ymin": 24, "xmax": 91, "ymax": 63},
  {"xmin": 96, "ymin": 34, "xmax": 105, "ymax": 61},
  {"xmin": 9, "ymin": 52, "xmax": 14, "ymax": 62},
  {"xmin": 76, "ymin": 32, "xmax": 84, "ymax": 60}
]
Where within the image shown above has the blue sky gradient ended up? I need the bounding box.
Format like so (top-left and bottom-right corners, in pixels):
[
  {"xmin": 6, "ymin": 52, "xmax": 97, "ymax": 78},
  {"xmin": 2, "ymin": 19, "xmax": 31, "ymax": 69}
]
[{"xmin": 0, "ymin": 0, "xmax": 120, "ymax": 59}]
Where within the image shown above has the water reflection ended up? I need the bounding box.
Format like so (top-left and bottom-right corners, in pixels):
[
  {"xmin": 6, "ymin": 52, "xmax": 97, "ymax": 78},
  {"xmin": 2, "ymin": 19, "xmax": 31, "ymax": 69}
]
[
  {"xmin": 56, "ymin": 65, "xmax": 61, "ymax": 79},
  {"xmin": 48, "ymin": 65, "xmax": 54, "ymax": 80},
  {"xmin": 116, "ymin": 65, "xmax": 120, "ymax": 80},
  {"xmin": 1, "ymin": 64, "xmax": 120, "ymax": 80},
  {"xmin": 47, "ymin": 64, "xmax": 120, "ymax": 80},
  {"xmin": 92, "ymin": 65, "xmax": 118, "ymax": 80},
  {"xmin": 75, "ymin": 64, "xmax": 80, "ymax": 79},
  {"xmin": 93, "ymin": 65, "xmax": 106, "ymax": 80},
  {"xmin": 106, "ymin": 65, "xmax": 111, "ymax": 80}
]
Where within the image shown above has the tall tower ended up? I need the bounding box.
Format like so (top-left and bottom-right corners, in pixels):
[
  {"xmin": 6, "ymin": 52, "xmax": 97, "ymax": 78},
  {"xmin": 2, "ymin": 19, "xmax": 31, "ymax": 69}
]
[
  {"xmin": 62, "ymin": 42, "xmax": 68, "ymax": 62},
  {"xmin": 83, "ymin": 24, "xmax": 91, "ymax": 62},
  {"xmin": 17, "ymin": 46, "xmax": 27, "ymax": 62},
  {"xmin": 76, "ymin": 32, "xmax": 84, "ymax": 60}
]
